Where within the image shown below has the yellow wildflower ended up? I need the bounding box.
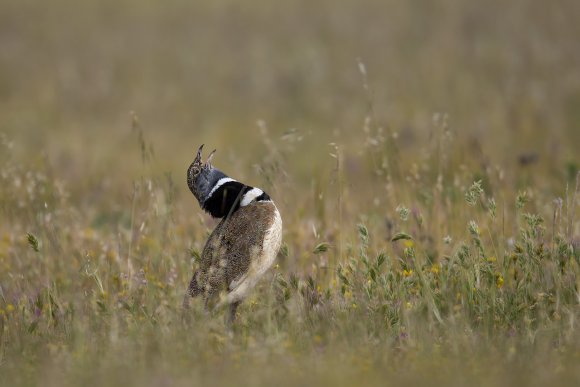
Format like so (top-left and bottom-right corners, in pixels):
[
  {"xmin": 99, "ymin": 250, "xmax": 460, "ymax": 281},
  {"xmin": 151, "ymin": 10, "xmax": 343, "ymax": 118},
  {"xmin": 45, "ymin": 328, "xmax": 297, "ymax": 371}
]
[
  {"xmin": 6, "ymin": 304, "xmax": 15, "ymax": 313},
  {"xmin": 487, "ymin": 256, "xmax": 497, "ymax": 263},
  {"xmin": 403, "ymin": 269, "xmax": 413, "ymax": 277},
  {"xmin": 496, "ymin": 273, "xmax": 504, "ymax": 289},
  {"xmin": 403, "ymin": 240, "xmax": 414, "ymax": 248},
  {"xmin": 430, "ymin": 263, "xmax": 440, "ymax": 274}
]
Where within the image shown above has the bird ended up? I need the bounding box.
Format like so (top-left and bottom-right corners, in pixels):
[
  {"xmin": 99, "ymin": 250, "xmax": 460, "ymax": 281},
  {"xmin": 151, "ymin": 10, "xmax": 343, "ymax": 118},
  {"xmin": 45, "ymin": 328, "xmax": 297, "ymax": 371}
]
[{"xmin": 183, "ymin": 144, "xmax": 282, "ymax": 324}]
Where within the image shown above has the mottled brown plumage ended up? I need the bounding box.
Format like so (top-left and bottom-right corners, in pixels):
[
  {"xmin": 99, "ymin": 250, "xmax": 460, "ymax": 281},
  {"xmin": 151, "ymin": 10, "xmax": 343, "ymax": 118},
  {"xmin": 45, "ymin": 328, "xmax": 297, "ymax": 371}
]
[
  {"xmin": 183, "ymin": 146, "xmax": 282, "ymax": 324},
  {"xmin": 184, "ymin": 201, "xmax": 277, "ymax": 306}
]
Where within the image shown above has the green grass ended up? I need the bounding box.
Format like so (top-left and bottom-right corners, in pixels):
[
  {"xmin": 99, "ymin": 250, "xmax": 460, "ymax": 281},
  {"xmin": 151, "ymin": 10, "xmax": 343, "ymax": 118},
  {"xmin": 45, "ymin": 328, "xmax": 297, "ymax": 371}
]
[{"xmin": 1, "ymin": 0, "xmax": 580, "ymax": 386}]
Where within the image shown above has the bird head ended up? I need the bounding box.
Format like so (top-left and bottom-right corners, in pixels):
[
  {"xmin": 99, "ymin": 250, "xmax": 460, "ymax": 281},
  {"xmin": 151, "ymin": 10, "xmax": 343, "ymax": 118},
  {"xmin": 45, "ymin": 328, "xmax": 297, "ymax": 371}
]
[{"xmin": 187, "ymin": 144, "xmax": 227, "ymax": 206}]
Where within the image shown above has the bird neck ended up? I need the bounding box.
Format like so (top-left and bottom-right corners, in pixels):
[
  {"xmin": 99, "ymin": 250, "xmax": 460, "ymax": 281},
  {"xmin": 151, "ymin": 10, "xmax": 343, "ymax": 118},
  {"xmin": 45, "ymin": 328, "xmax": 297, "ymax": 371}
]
[{"xmin": 202, "ymin": 178, "xmax": 270, "ymax": 218}]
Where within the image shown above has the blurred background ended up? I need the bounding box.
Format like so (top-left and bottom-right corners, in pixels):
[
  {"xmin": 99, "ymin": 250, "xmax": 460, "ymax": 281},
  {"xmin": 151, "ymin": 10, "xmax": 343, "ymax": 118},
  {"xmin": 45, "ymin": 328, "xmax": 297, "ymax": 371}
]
[
  {"xmin": 0, "ymin": 0, "xmax": 580, "ymax": 233},
  {"xmin": 2, "ymin": 0, "xmax": 579, "ymax": 184}
]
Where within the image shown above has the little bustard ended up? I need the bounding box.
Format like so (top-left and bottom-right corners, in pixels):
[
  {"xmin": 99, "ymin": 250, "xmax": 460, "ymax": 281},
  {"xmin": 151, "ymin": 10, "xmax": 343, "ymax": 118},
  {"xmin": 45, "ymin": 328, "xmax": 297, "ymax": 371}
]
[{"xmin": 183, "ymin": 145, "xmax": 282, "ymax": 323}]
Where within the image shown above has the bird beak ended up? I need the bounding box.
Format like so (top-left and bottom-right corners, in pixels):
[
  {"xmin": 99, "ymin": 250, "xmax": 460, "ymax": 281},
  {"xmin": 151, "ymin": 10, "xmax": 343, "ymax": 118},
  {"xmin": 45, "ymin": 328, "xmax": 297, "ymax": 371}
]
[
  {"xmin": 194, "ymin": 144, "xmax": 204, "ymax": 164},
  {"xmin": 205, "ymin": 149, "xmax": 217, "ymax": 165}
]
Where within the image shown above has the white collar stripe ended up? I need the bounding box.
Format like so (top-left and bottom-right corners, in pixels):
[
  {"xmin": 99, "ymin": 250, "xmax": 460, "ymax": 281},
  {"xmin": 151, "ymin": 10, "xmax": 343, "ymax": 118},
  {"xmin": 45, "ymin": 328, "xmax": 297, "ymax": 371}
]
[
  {"xmin": 240, "ymin": 188, "xmax": 264, "ymax": 207},
  {"xmin": 207, "ymin": 177, "xmax": 236, "ymax": 199}
]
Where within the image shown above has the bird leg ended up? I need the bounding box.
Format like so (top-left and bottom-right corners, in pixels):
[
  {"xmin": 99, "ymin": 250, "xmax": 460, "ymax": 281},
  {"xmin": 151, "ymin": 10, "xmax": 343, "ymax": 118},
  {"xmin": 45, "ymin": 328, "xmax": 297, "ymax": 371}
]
[{"xmin": 226, "ymin": 301, "xmax": 241, "ymax": 328}]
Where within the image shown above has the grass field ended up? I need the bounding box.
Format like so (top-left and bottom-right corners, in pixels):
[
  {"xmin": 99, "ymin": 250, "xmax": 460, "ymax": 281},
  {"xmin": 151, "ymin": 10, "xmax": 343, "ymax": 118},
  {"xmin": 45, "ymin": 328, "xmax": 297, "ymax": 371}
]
[{"xmin": 1, "ymin": 0, "xmax": 579, "ymax": 385}]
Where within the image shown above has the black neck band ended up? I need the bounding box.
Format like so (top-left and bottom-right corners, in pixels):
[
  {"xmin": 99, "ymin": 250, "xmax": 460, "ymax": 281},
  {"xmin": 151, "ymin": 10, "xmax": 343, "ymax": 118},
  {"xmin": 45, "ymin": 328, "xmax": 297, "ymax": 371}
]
[{"xmin": 203, "ymin": 181, "xmax": 251, "ymax": 218}]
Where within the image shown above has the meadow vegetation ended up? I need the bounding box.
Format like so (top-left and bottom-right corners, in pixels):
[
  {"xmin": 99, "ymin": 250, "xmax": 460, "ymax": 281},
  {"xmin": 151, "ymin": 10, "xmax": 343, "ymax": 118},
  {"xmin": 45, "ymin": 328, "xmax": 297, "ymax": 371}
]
[{"xmin": 1, "ymin": 0, "xmax": 579, "ymax": 385}]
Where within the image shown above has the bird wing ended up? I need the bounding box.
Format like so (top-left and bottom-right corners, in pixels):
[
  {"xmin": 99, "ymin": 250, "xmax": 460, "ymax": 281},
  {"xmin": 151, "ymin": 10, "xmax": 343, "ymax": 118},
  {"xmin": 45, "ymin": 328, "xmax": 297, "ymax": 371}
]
[{"xmin": 199, "ymin": 201, "xmax": 279, "ymax": 301}]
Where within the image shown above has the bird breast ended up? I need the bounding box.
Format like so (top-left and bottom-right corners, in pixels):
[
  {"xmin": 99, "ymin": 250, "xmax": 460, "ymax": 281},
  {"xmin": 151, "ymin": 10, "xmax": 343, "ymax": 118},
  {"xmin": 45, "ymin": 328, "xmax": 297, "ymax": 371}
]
[{"xmin": 219, "ymin": 201, "xmax": 282, "ymax": 306}]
